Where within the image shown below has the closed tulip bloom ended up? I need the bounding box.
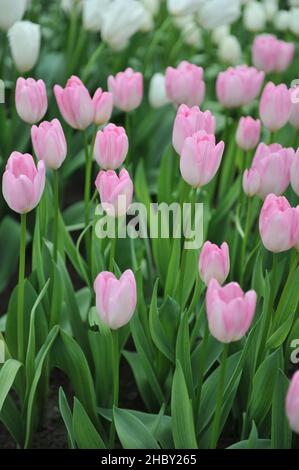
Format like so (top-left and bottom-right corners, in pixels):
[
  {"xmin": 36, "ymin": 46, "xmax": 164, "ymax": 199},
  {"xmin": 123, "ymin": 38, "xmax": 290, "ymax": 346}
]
[
  {"xmin": 273, "ymin": 10, "xmax": 290, "ymax": 31},
  {"xmin": 94, "ymin": 124, "xmax": 128, "ymax": 170},
  {"xmin": 167, "ymin": 0, "xmax": 202, "ymax": 16},
  {"xmin": 31, "ymin": 119, "xmax": 67, "ymax": 170},
  {"xmin": 180, "ymin": 131, "xmax": 224, "ymax": 188},
  {"xmin": 236, "ymin": 117, "xmax": 261, "ymax": 151},
  {"xmin": 252, "ymin": 34, "xmax": 295, "ymax": 73},
  {"xmin": 8, "ymin": 21, "xmax": 41, "ymax": 73},
  {"xmin": 82, "ymin": 0, "xmax": 109, "ymax": 32},
  {"xmin": 289, "ymin": 8, "xmax": 299, "ymax": 36},
  {"xmin": 286, "ymin": 371, "xmax": 299, "ymax": 434},
  {"xmin": 92, "ymin": 88, "xmax": 113, "ymax": 125},
  {"xmin": 15, "ymin": 77, "xmax": 47, "ymax": 124},
  {"xmin": 2, "ymin": 151, "xmax": 45, "ymax": 214},
  {"xmin": 259, "ymin": 82, "xmax": 291, "ymax": 132},
  {"xmin": 199, "ymin": 241, "xmax": 230, "ymax": 286},
  {"xmin": 206, "ymin": 278, "xmax": 257, "ymax": 343},
  {"xmin": 54, "ymin": 75, "xmax": 94, "ymax": 130},
  {"xmin": 289, "ymin": 86, "xmax": 299, "ymax": 129},
  {"xmin": 148, "ymin": 73, "xmax": 170, "ymax": 109},
  {"xmin": 243, "ymin": 1, "xmax": 267, "ymax": 32},
  {"xmin": 108, "ymin": 68, "xmax": 143, "ymax": 112},
  {"xmin": 0, "ymin": 0, "xmax": 26, "ymax": 31},
  {"xmin": 172, "ymin": 104, "xmax": 215, "ymax": 154},
  {"xmin": 218, "ymin": 35, "xmax": 241, "ymax": 66},
  {"xmin": 166, "ymin": 61, "xmax": 205, "ymax": 107},
  {"xmin": 95, "ymin": 168, "xmax": 133, "ymax": 217},
  {"xmin": 212, "ymin": 25, "xmax": 230, "ymax": 45},
  {"xmin": 216, "ymin": 65, "xmax": 264, "ymax": 108},
  {"xmin": 291, "ymin": 150, "xmax": 299, "ymax": 196},
  {"xmin": 259, "ymin": 194, "xmax": 299, "ymax": 253},
  {"xmin": 198, "ymin": 0, "xmax": 241, "ymax": 29},
  {"xmin": 242, "ymin": 168, "xmax": 260, "ymax": 197},
  {"xmin": 94, "ymin": 270, "xmax": 137, "ymax": 329}
]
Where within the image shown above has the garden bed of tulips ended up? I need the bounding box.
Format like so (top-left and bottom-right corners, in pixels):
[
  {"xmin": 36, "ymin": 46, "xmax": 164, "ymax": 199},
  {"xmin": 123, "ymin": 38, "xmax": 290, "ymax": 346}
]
[{"xmin": 1, "ymin": 0, "xmax": 299, "ymax": 453}]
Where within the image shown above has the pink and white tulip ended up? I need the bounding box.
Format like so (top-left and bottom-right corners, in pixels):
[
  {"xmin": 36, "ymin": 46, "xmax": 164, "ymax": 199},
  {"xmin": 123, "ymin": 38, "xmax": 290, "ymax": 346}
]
[
  {"xmin": 15, "ymin": 77, "xmax": 47, "ymax": 124},
  {"xmin": 259, "ymin": 82, "xmax": 291, "ymax": 132},
  {"xmin": 180, "ymin": 131, "xmax": 224, "ymax": 188},
  {"xmin": 165, "ymin": 60, "xmax": 205, "ymax": 107},
  {"xmin": 259, "ymin": 194, "xmax": 299, "ymax": 253},
  {"xmin": 94, "ymin": 269, "xmax": 137, "ymax": 329},
  {"xmin": 286, "ymin": 371, "xmax": 299, "ymax": 434},
  {"xmin": 289, "ymin": 85, "xmax": 299, "ymax": 129},
  {"xmin": 236, "ymin": 117, "xmax": 261, "ymax": 151},
  {"xmin": 291, "ymin": 149, "xmax": 299, "ymax": 197},
  {"xmin": 252, "ymin": 34, "xmax": 295, "ymax": 73},
  {"xmin": 108, "ymin": 68, "xmax": 143, "ymax": 112},
  {"xmin": 95, "ymin": 168, "xmax": 133, "ymax": 217},
  {"xmin": 242, "ymin": 168, "xmax": 260, "ymax": 197},
  {"xmin": 31, "ymin": 119, "xmax": 67, "ymax": 170},
  {"xmin": 206, "ymin": 278, "xmax": 257, "ymax": 343},
  {"xmin": 94, "ymin": 123, "xmax": 128, "ymax": 170},
  {"xmin": 199, "ymin": 241, "xmax": 230, "ymax": 286},
  {"xmin": 172, "ymin": 104, "xmax": 216, "ymax": 154},
  {"xmin": 2, "ymin": 151, "xmax": 45, "ymax": 214},
  {"xmin": 93, "ymin": 88, "xmax": 113, "ymax": 125}
]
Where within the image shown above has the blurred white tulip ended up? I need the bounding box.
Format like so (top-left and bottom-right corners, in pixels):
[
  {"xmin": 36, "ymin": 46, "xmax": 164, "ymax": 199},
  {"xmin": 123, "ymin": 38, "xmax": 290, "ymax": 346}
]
[
  {"xmin": 181, "ymin": 21, "xmax": 203, "ymax": 47},
  {"xmin": 61, "ymin": 0, "xmax": 82, "ymax": 13},
  {"xmin": 82, "ymin": 0, "xmax": 109, "ymax": 32},
  {"xmin": 263, "ymin": 0, "xmax": 278, "ymax": 21},
  {"xmin": 218, "ymin": 35, "xmax": 241, "ymax": 65},
  {"xmin": 0, "ymin": 0, "xmax": 27, "ymax": 31},
  {"xmin": 148, "ymin": 73, "xmax": 169, "ymax": 108},
  {"xmin": 167, "ymin": 0, "xmax": 203, "ymax": 16},
  {"xmin": 212, "ymin": 25, "xmax": 230, "ymax": 44},
  {"xmin": 8, "ymin": 21, "xmax": 41, "ymax": 73},
  {"xmin": 289, "ymin": 0, "xmax": 299, "ymax": 6},
  {"xmin": 139, "ymin": 8, "xmax": 154, "ymax": 32},
  {"xmin": 289, "ymin": 7, "xmax": 299, "ymax": 35},
  {"xmin": 141, "ymin": 0, "xmax": 160, "ymax": 16},
  {"xmin": 172, "ymin": 14, "xmax": 194, "ymax": 29},
  {"xmin": 273, "ymin": 10, "xmax": 290, "ymax": 31},
  {"xmin": 243, "ymin": 1, "xmax": 267, "ymax": 32},
  {"xmin": 198, "ymin": 0, "xmax": 241, "ymax": 29}
]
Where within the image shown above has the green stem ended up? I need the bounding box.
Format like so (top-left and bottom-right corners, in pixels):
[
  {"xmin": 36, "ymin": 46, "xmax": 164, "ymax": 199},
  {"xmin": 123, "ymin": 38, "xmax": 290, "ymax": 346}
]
[
  {"xmin": 109, "ymin": 330, "xmax": 119, "ymax": 449},
  {"xmin": 210, "ymin": 344, "xmax": 229, "ymax": 449},
  {"xmin": 82, "ymin": 42, "xmax": 105, "ymax": 82},
  {"xmin": 240, "ymin": 197, "xmax": 253, "ymax": 285},
  {"xmin": 195, "ymin": 318, "xmax": 210, "ymax": 422},
  {"xmin": 53, "ymin": 170, "xmax": 59, "ymax": 263},
  {"xmin": 17, "ymin": 213, "xmax": 27, "ymax": 362}
]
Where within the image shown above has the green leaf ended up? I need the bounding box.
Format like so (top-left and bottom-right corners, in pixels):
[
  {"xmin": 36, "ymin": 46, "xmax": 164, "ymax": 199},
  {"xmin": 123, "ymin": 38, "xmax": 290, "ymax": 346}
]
[
  {"xmin": 176, "ymin": 311, "xmax": 193, "ymax": 399},
  {"xmin": 73, "ymin": 398, "xmax": 106, "ymax": 449},
  {"xmin": 114, "ymin": 407, "xmax": 160, "ymax": 449},
  {"xmin": 0, "ymin": 359, "xmax": 23, "ymax": 412},
  {"xmin": 58, "ymin": 387, "xmax": 76, "ymax": 449},
  {"xmin": 271, "ymin": 370, "xmax": 292, "ymax": 449},
  {"xmin": 0, "ymin": 217, "xmax": 21, "ymax": 294}
]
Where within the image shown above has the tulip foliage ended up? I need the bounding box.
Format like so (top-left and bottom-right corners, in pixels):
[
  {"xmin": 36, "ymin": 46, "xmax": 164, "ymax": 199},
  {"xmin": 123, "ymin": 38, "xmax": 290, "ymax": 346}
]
[{"xmin": 1, "ymin": 0, "xmax": 299, "ymax": 451}]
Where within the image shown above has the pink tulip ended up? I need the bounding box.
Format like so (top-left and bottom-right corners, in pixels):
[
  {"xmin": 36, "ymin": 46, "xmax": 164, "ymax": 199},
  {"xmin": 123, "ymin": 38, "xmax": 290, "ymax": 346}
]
[
  {"xmin": 236, "ymin": 117, "xmax": 261, "ymax": 151},
  {"xmin": 199, "ymin": 241, "xmax": 230, "ymax": 286},
  {"xmin": 2, "ymin": 151, "xmax": 45, "ymax": 214},
  {"xmin": 94, "ymin": 270, "xmax": 137, "ymax": 329},
  {"xmin": 252, "ymin": 34, "xmax": 295, "ymax": 74},
  {"xmin": 259, "ymin": 194, "xmax": 299, "ymax": 253},
  {"xmin": 165, "ymin": 60, "xmax": 205, "ymax": 107},
  {"xmin": 242, "ymin": 168, "xmax": 260, "ymax": 197},
  {"xmin": 289, "ymin": 86, "xmax": 299, "ymax": 130},
  {"xmin": 15, "ymin": 77, "xmax": 47, "ymax": 124},
  {"xmin": 180, "ymin": 130, "xmax": 224, "ymax": 187},
  {"xmin": 54, "ymin": 75, "xmax": 94, "ymax": 130},
  {"xmin": 216, "ymin": 65, "xmax": 264, "ymax": 108},
  {"xmin": 93, "ymin": 88, "xmax": 113, "ymax": 125},
  {"xmin": 31, "ymin": 118, "xmax": 67, "ymax": 169},
  {"xmin": 172, "ymin": 104, "xmax": 216, "ymax": 154},
  {"xmin": 108, "ymin": 67, "xmax": 143, "ymax": 112},
  {"xmin": 206, "ymin": 278, "xmax": 257, "ymax": 343},
  {"xmin": 95, "ymin": 168, "xmax": 133, "ymax": 217},
  {"xmin": 248, "ymin": 143, "xmax": 293, "ymax": 200},
  {"xmin": 286, "ymin": 371, "xmax": 299, "ymax": 434},
  {"xmin": 259, "ymin": 82, "xmax": 291, "ymax": 132},
  {"xmin": 291, "ymin": 149, "xmax": 299, "ymax": 197},
  {"xmin": 93, "ymin": 123, "xmax": 128, "ymax": 170}
]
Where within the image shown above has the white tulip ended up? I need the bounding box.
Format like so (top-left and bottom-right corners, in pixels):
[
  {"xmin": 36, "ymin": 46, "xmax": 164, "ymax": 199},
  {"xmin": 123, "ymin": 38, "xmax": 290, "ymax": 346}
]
[
  {"xmin": 82, "ymin": 0, "xmax": 109, "ymax": 32},
  {"xmin": 61, "ymin": 0, "xmax": 82, "ymax": 14},
  {"xmin": 289, "ymin": 7, "xmax": 299, "ymax": 35},
  {"xmin": 263, "ymin": 0, "xmax": 278, "ymax": 20},
  {"xmin": 172, "ymin": 14, "xmax": 194, "ymax": 29},
  {"xmin": 218, "ymin": 35, "xmax": 241, "ymax": 65},
  {"xmin": 167, "ymin": 0, "xmax": 203, "ymax": 16},
  {"xmin": 198, "ymin": 0, "xmax": 241, "ymax": 29},
  {"xmin": 181, "ymin": 21, "xmax": 203, "ymax": 47},
  {"xmin": 0, "ymin": 0, "xmax": 26, "ymax": 31},
  {"xmin": 8, "ymin": 21, "xmax": 41, "ymax": 73},
  {"xmin": 141, "ymin": 0, "xmax": 160, "ymax": 16},
  {"xmin": 212, "ymin": 25, "xmax": 230, "ymax": 44},
  {"xmin": 273, "ymin": 10, "xmax": 290, "ymax": 31},
  {"xmin": 148, "ymin": 73, "xmax": 169, "ymax": 108},
  {"xmin": 139, "ymin": 8, "xmax": 154, "ymax": 32},
  {"xmin": 243, "ymin": 1, "xmax": 267, "ymax": 32},
  {"xmin": 289, "ymin": 0, "xmax": 299, "ymax": 6}
]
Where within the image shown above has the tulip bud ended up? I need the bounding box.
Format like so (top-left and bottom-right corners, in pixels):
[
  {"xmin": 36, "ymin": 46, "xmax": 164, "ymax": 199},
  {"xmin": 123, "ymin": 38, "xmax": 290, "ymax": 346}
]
[
  {"xmin": 198, "ymin": 0, "xmax": 241, "ymax": 29},
  {"xmin": 8, "ymin": 21, "xmax": 41, "ymax": 73},
  {"xmin": 289, "ymin": 8, "xmax": 299, "ymax": 36},
  {"xmin": 236, "ymin": 117, "xmax": 261, "ymax": 151},
  {"xmin": 218, "ymin": 35, "xmax": 242, "ymax": 65},
  {"xmin": 16, "ymin": 77, "xmax": 48, "ymax": 124},
  {"xmin": 141, "ymin": 0, "xmax": 160, "ymax": 16},
  {"xmin": 263, "ymin": 0, "xmax": 278, "ymax": 20},
  {"xmin": 94, "ymin": 124, "xmax": 128, "ymax": 170},
  {"xmin": 286, "ymin": 371, "xmax": 299, "ymax": 434},
  {"xmin": 172, "ymin": 104, "xmax": 215, "ymax": 154},
  {"xmin": 0, "ymin": 0, "xmax": 26, "ymax": 31},
  {"xmin": 181, "ymin": 21, "xmax": 202, "ymax": 48},
  {"xmin": 252, "ymin": 34, "xmax": 295, "ymax": 73},
  {"xmin": 273, "ymin": 10, "xmax": 290, "ymax": 31},
  {"xmin": 166, "ymin": 61, "xmax": 205, "ymax": 107},
  {"xmin": 259, "ymin": 82, "xmax": 291, "ymax": 132},
  {"xmin": 243, "ymin": 1, "xmax": 267, "ymax": 32},
  {"xmin": 54, "ymin": 75, "xmax": 94, "ymax": 130},
  {"xmin": 31, "ymin": 119, "xmax": 67, "ymax": 170},
  {"xmin": 212, "ymin": 25, "xmax": 230, "ymax": 45},
  {"xmin": 291, "ymin": 149, "xmax": 299, "ymax": 196},
  {"xmin": 206, "ymin": 278, "xmax": 257, "ymax": 343},
  {"xmin": 259, "ymin": 194, "xmax": 299, "ymax": 253},
  {"xmin": 289, "ymin": 86, "xmax": 299, "ymax": 130},
  {"xmin": 148, "ymin": 73, "xmax": 170, "ymax": 109},
  {"xmin": 92, "ymin": 88, "xmax": 113, "ymax": 125},
  {"xmin": 242, "ymin": 168, "xmax": 260, "ymax": 197},
  {"xmin": 199, "ymin": 241, "xmax": 230, "ymax": 286},
  {"xmin": 108, "ymin": 68, "xmax": 143, "ymax": 112},
  {"xmin": 2, "ymin": 152, "xmax": 45, "ymax": 214},
  {"xmin": 61, "ymin": 0, "xmax": 82, "ymax": 14},
  {"xmin": 180, "ymin": 131, "xmax": 224, "ymax": 188},
  {"xmin": 95, "ymin": 168, "xmax": 133, "ymax": 217},
  {"xmin": 94, "ymin": 270, "xmax": 137, "ymax": 329},
  {"xmin": 82, "ymin": 0, "xmax": 109, "ymax": 32},
  {"xmin": 167, "ymin": 0, "xmax": 202, "ymax": 16}
]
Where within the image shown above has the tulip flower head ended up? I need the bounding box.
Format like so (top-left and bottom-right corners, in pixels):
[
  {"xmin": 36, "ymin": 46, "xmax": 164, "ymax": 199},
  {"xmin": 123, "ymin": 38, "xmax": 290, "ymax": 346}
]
[
  {"xmin": 0, "ymin": 0, "xmax": 27, "ymax": 31},
  {"xmin": 291, "ymin": 149, "xmax": 299, "ymax": 197},
  {"xmin": 236, "ymin": 117, "xmax": 261, "ymax": 151},
  {"xmin": 95, "ymin": 168, "xmax": 133, "ymax": 217},
  {"xmin": 93, "ymin": 88, "xmax": 113, "ymax": 126},
  {"xmin": 259, "ymin": 82, "xmax": 291, "ymax": 132},
  {"xmin": 165, "ymin": 60, "xmax": 205, "ymax": 107},
  {"xmin": 31, "ymin": 119, "xmax": 67, "ymax": 170},
  {"xmin": 148, "ymin": 73, "xmax": 169, "ymax": 109},
  {"xmin": 286, "ymin": 371, "xmax": 299, "ymax": 434},
  {"xmin": 199, "ymin": 241, "xmax": 230, "ymax": 286},
  {"xmin": 252, "ymin": 34, "xmax": 295, "ymax": 73},
  {"xmin": 8, "ymin": 20, "xmax": 40, "ymax": 73},
  {"xmin": 108, "ymin": 68, "xmax": 143, "ymax": 112},
  {"xmin": 94, "ymin": 123, "xmax": 128, "ymax": 170},
  {"xmin": 16, "ymin": 77, "xmax": 47, "ymax": 124}
]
